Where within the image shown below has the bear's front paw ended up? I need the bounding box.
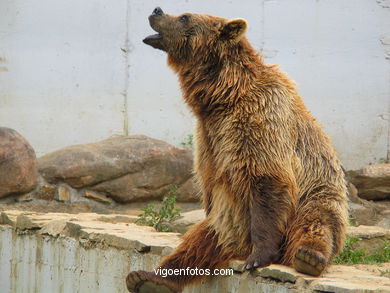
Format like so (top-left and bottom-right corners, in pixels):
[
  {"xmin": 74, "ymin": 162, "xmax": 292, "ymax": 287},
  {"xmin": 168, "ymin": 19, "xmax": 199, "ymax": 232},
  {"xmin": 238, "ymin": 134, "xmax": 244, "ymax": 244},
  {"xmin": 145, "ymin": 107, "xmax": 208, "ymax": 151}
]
[
  {"xmin": 293, "ymin": 247, "xmax": 327, "ymax": 277},
  {"xmin": 244, "ymin": 248, "xmax": 279, "ymax": 270}
]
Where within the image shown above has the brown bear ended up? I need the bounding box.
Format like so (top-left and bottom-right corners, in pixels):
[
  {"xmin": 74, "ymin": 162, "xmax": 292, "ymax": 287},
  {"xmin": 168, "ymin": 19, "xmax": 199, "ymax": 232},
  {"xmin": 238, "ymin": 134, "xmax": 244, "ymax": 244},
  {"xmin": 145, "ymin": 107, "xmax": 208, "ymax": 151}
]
[{"xmin": 126, "ymin": 7, "xmax": 348, "ymax": 293}]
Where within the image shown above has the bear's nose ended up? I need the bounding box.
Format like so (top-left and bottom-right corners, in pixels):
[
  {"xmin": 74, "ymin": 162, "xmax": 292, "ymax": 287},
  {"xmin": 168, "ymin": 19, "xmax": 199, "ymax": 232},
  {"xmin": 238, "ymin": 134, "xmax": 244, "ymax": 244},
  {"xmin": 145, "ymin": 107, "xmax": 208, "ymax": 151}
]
[{"xmin": 152, "ymin": 7, "xmax": 164, "ymax": 16}]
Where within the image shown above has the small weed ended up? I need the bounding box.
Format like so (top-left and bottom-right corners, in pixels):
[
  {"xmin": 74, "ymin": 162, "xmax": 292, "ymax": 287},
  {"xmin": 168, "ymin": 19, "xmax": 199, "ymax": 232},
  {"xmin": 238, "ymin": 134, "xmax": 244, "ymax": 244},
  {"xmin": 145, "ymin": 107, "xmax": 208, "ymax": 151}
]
[
  {"xmin": 180, "ymin": 134, "xmax": 193, "ymax": 148},
  {"xmin": 136, "ymin": 186, "xmax": 181, "ymax": 232},
  {"xmin": 348, "ymin": 217, "xmax": 357, "ymax": 227},
  {"xmin": 366, "ymin": 240, "xmax": 390, "ymax": 263},
  {"xmin": 333, "ymin": 237, "xmax": 365, "ymax": 265},
  {"xmin": 333, "ymin": 238, "xmax": 390, "ymax": 265},
  {"xmin": 379, "ymin": 269, "xmax": 390, "ymax": 278}
]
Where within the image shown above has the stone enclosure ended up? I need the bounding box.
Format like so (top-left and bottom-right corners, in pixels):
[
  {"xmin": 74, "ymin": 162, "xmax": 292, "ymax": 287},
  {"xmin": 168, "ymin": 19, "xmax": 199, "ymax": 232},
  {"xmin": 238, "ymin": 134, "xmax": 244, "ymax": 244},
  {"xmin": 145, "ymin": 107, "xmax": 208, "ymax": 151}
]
[
  {"xmin": 1, "ymin": 127, "xmax": 390, "ymax": 292},
  {"xmin": 0, "ymin": 127, "xmax": 198, "ymax": 206},
  {"xmin": 0, "ymin": 210, "xmax": 389, "ymax": 293}
]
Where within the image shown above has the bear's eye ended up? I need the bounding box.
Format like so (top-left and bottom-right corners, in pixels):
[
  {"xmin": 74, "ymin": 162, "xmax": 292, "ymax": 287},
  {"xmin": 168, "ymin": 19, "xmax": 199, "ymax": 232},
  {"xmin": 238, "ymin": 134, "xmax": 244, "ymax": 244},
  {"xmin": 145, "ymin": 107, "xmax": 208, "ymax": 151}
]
[{"xmin": 179, "ymin": 15, "xmax": 189, "ymax": 23}]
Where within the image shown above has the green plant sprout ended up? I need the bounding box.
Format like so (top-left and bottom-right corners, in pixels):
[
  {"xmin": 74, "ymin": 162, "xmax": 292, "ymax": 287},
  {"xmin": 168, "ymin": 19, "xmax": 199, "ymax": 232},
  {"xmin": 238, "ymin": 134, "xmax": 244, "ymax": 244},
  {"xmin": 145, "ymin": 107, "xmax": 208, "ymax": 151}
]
[
  {"xmin": 136, "ymin": 186, "xmax": 181, "ymax": 232},
  {"xmin": 180, "ymin": 134, "xmax": 193, "ymax": 148},
  {"xmin": 333, "ymin": 238, "xmax": 390, "ymax": 265}
]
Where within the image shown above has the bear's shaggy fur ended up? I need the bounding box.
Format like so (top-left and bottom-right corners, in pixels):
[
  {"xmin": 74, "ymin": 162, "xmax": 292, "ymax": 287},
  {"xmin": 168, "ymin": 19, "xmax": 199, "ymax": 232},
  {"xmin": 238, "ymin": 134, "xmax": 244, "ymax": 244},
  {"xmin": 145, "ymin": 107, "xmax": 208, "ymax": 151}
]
[{"xmin": 127, "ymin": 8, "xmax": 348, "ymax": 293}]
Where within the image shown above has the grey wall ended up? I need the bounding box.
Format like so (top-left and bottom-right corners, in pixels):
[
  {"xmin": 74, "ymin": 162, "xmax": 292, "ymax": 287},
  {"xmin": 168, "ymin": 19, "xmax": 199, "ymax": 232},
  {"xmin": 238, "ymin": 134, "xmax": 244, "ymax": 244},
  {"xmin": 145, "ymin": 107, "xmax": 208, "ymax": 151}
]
[{"xmin": 0, "ymin": 0, "xmax": 389, "ymax": 169}]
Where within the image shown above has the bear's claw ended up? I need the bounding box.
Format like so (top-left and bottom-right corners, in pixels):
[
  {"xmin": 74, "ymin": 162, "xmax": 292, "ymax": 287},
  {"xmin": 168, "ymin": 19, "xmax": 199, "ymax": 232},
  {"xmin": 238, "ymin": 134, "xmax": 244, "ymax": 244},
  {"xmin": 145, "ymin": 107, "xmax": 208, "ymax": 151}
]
[
  {"xmin": 293, "ymin": 247, "xmax": 327, "ymax": 277},
  {"xmin": 244, "ymin": 248, "xmax": 279, "ymax": 270}
]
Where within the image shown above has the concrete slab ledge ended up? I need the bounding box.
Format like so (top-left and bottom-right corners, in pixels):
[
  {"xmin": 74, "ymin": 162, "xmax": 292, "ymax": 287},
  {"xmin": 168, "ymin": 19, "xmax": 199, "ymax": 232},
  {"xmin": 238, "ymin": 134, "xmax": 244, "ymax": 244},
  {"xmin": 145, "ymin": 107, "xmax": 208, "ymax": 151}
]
[{"xmin": 0, "ymin": 210, "xmax": 389, "ymax": 293}]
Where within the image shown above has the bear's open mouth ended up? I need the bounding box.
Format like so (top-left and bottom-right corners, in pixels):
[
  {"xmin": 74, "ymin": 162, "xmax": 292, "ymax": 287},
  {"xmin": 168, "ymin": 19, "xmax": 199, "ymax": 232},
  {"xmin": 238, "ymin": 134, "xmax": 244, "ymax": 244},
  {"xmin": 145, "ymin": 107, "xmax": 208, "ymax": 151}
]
[
  {"xmin": 143, "ymin": 12, "xmax": 166, "ymax": 51},
  {"xmin": 144, "ymin": 33, "xmax": 162, "ymax": 42},
  {"xmin": 143, "ymin": 33, "xmax": 165, "ymax": 51}
]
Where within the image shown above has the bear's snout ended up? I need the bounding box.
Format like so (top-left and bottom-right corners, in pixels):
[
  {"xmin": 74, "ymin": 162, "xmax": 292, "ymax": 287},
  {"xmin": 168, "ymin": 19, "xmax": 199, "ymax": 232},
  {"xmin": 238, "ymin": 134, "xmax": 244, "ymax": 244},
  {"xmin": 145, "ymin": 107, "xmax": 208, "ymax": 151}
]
[{"xmin": 152, "ymin": 7, "xmax": 164, "ymax": 17}]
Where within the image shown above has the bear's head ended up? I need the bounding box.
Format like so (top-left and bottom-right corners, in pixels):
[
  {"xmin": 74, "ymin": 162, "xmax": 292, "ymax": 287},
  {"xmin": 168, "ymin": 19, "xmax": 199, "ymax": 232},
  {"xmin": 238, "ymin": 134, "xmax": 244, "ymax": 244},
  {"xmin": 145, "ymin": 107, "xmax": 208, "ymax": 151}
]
[{"xmin": 143, "ymin": 7, "xmax": 248, "ymax": 63}]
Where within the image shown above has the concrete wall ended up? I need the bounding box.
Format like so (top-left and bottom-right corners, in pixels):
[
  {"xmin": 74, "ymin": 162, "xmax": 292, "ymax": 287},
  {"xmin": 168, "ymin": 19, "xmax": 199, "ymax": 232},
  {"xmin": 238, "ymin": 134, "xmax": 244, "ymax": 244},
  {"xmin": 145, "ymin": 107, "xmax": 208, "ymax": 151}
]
[
  {"xmin": 0, "ymin": 226, "xmax": 296, "ymax": 293},
  {"xmin": 0, "ymin": 0, "xmax": 389, "ymax": 169},
  {"xmin": 0, "ymin": 226, "xmax": 153, "ymax": 293},
  {"xmin": 0, "ymin": 211, "xmax": 389, "ymax": 293}
]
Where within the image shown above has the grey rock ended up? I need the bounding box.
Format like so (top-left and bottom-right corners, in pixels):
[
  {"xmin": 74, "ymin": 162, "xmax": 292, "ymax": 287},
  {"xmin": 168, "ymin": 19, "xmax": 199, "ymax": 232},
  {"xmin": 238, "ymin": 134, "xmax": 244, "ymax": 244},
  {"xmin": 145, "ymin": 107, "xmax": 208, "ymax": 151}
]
[
  {"xmin": 346, "ymin": 182, "xmax": 364, "ymax": 204},
  {"xmin": 348, "ymin": 164, "xmax": 390, "ymax": 201},
  {"xmin": 33, "ymin": 176, "xmax": 56, "ymax": 200},
  {"xmin": 171, "ymin": 209, "xmax": 205, "ymax": 233},
  {"xmin": 377, "ymin": 209, "xmax": 390, "ymax": 229},
  {"xmin": 56, "ymin": 185, "xmax": 71, "ymax": 202},
  {"xmin": 348, "ymin": 202, "xmax": 379, "ymax": 226},
  {"xmin": 229, "ymin": 260, "xmax": 246, "ymax": 273},
  {"xmin": 347, "ymin": 225, "xmax": 390, "ymax": 254},
  {"xmin": 16, "ymin": 214, "xmax": 40, "ymax": 230},
  {"xmin": 310, "ymin": 265, "xmax": 390, "ymax": 293},
  {"xmin": 255, "ymin": 265, "xmax": 305, "ymax": 283},
  {"xmin": 82, "ymin": 190, "xmax": 113, "ymax": 204},
  {"xmin": 176, "ymin": 177, "xmax": 200, "ymax": 202},
  {"xmin": 38, "ymin": 135, "xmax": 194, "ymax": 203}
]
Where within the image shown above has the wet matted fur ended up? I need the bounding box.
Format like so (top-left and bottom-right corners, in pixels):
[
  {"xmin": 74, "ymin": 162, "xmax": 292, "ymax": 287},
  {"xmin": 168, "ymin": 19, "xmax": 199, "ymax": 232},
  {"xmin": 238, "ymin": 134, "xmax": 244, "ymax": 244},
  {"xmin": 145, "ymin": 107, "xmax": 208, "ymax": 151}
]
[{"xmin": 127, "ymin": 8, "xmax": 348, "ymax": 293}]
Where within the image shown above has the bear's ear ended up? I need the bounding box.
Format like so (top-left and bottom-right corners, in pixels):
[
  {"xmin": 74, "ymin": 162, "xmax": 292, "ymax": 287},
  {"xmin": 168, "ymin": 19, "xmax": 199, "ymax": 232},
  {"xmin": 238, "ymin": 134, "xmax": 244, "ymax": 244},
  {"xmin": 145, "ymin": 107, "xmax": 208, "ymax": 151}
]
[{"xmin": 220, "ymin": 18, "xmax": 248, "ymax": 42}]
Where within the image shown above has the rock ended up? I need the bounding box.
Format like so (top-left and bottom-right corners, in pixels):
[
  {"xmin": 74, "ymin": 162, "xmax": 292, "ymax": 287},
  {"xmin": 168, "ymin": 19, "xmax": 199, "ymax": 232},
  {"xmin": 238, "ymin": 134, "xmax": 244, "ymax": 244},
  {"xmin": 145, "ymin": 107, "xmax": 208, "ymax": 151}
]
[
  {"xmin": 0, "ymin": 211, "xmax": 16, "ymax": 225},
  {"xmin": 347, "ymin": 193, "xmax": 390, "ymax": 227},
  {"xmin": 255, "ymin": 264, "xmax": 390, "ymax": 292},
  {"xmin": 33, "ymin": 177, "xmax": 56, "ymax": 200},
  {"xmin": 353, "ymin": 263, "xmax": 390, "ymax": 278},
  {"xmin": 176, "ymin": 177, "xmax": 199, "ymax": 202},
  {"xmin": 82, "ymin": 190, "xmax": 113, "ymax": 204},
  {"xmin": 348, "ymin": 164, "xmax": 390, "ymax": 201},
  {"xmin": 171, "ymin": 209, "xmax": 205, "ymax": 233},
  {"xmin": 346, "ymin": 182, "xmax": 364, "ymax": 204},
  {"xmin": 347, "ymin": 225, "xmax": 390, "ymax": 253},
  {"xmin": 38, "ymin": 135, "xmax": 194, "ymax": 203},
  {"xmin": 16, "ymin": 214, "xmax": 40, "ymax": 230},
  {"xmin": 17, "ymin": 194, "xmax": 33, "ymax": 202},
  {"xmin": 2, "ymin": 209, "xmax": 390, "ymax": 293},
  {"xmin": 229, "ymin": 260, "xmax": 246, "ymax": 273},
  {"xmin": 40, "ymin": 219, "xmax": 68, "ymax": 237},
  {"xmin": 377, "ymin": 209, "xmax": 390, "ymax": 229},
  {"xmin": 0, "ymin": 210, "xmax": 70, "ymax": 228},
  {"xmin": 348, "ymin": 202, "xmax": 379, "ymax": 226},
  {"xmin": 0, "ymin": 127, "xmax": 38, "ymax": 198},
  {"xmin": 56, "ymin": 185, "xmax": 71, "ymax": 202},
  {"xmin": 96, "ymin": 214, "xmax": 137, "ymax": 224},
  {"xmin": 310, "ymin": 265, "xmax": 390, "ymax": 292},
  {"xmin": 0, "ymin": 210, "xmax": 182, "ymax": 253},
  {"xmin": 347, "ymin": 225, "xmax": 390, "ymax": 239},
  {"xmin": 35, "ymin": 184, "xmax": 56, "ymax": 200},
  {"xmin": 255, "ymin": 265, "xmax": 307, "ymax": 283}
]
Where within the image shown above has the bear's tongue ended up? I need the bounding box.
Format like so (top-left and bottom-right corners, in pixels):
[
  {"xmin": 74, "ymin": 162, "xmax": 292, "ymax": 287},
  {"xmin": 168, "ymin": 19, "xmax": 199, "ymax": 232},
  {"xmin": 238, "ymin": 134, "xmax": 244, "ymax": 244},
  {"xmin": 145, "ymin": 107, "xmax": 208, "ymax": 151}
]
[{"xmin": 144, "ymin": 33, "xmax": 162, "ymax": 41}]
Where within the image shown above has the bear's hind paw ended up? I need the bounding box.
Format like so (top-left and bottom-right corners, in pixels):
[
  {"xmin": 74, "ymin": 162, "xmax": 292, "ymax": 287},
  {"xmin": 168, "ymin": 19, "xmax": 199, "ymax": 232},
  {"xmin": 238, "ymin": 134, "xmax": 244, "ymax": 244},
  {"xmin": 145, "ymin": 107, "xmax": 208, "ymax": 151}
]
[
  {"xmin": 293, "ymin": 247, "xmax": 327, "ymax": 277},
  {"xmin": 126, "ymin": 270, "xmax": 181, "ymax": 293}
]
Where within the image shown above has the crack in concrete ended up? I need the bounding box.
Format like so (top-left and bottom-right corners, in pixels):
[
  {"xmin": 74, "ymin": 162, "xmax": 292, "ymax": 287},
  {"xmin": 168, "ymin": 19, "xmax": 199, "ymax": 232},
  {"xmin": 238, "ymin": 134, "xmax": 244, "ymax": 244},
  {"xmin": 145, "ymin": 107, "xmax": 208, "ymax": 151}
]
[{"xmin": 122, "ymin": 0, "xmax": 131, "ymax": 136}]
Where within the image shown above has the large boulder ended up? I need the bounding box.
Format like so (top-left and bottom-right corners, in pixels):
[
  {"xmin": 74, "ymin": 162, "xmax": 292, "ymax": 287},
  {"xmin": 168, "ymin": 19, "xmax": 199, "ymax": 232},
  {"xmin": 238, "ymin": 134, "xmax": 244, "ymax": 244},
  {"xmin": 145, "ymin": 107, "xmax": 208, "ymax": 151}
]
[
  {"xmin": 38, "ymin": 135, "xmax": 196, "ymax": 203},
  {"xmin": 348, "ymin": 163, "xmax": 390, "ymax": 201},
  {"xmin": 171, "ymin": 209, "xmax": 205, "ymax": 233},
  {"xmin": 0, "ymin": 127, "xmax": 38, "ymax": 198},
  {"xmin": 176, "ymin": 177, "xmax": 199, "ymax": 202}
]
